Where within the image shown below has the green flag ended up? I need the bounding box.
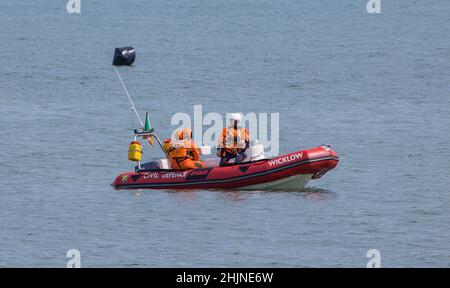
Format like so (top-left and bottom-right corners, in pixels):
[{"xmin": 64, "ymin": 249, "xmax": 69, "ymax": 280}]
[
  {"xmin": 144, "ymin": 112, "xmax": 154, "ymax": 145},
  {"xmin": 144, "ymin": 112, "xmax": 151, "ymax": 132}
]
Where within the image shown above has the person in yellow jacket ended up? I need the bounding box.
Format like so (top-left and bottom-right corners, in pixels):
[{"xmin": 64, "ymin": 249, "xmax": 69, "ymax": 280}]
[
  {"xmin": 168, "ymin": 128, "xmax": 206, "ymax": 170},
  {"xmin": 217, "ymin": 113, "xmax": 249, "ymax": 166}
]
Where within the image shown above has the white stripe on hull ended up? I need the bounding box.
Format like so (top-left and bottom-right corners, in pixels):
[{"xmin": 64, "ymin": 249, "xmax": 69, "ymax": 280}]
[{"xmin": 240, "ymin": 174, "xmax": 312, "ymax": 191}]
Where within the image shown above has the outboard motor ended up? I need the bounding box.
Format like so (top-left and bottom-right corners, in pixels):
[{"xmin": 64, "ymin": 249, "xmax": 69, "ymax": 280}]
[
  {"xmin": 243, "ymin": 140, "xmax": 266, "ymax": 162},
  {"xmin": 112, "ymin": 47, "xmax": 136, "ymax": 66}
]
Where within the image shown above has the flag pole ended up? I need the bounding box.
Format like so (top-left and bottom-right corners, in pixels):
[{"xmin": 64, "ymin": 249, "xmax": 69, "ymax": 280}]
[{"xmin": 113, "ymin": 65, "xmax": 144, "ymax": 128}]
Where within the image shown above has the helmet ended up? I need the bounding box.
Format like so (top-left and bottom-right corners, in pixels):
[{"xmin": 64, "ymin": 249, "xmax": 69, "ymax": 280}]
[
  {"xmin": 182, "ymin": 128, "xmax": 192, "ymax": 139},
  {"xmin": 229, "ymin": 113, "xmax": 242, "ymax": 123},
  {"xmin": 176, "ymin": 130, "xmax": 183, "ymax": 140},
  {"xmin": 177, "ymin": 128, "xmax": 192, "ymax": 140}
]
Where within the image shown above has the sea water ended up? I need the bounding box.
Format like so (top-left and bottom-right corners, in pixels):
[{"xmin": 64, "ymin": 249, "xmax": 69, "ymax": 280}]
[{"xmin": 0, "ymin": 0, "xmax": 449, "ymax": 267}]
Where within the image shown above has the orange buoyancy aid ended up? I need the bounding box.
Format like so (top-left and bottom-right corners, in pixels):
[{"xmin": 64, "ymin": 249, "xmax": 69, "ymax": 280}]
[
  {"xmin": 170, "ymin": 158, "xmax": 205, "ymax": 170},
  {"xmin": 169, "ymin": 139, "xmax": 204, "ymax": 170},
  {"xmin": 218, "ymin": 127, "xmax": 249, "ymax": 155}
]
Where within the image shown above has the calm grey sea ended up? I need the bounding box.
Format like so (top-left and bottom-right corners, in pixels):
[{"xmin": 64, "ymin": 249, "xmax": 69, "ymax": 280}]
[{"xmin": 0, "ymin": 0, "xmax": 449, "ymax": 267}]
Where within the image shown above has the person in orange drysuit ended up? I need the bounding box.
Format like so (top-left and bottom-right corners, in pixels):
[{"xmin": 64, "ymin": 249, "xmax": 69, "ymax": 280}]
[
  {"xmin": 169, "ymin": 128, "xmax": 206, "ymax": 170},
  {"xmin": 216, "ymin": 113, "xmax": 249, "ymax": 166}
]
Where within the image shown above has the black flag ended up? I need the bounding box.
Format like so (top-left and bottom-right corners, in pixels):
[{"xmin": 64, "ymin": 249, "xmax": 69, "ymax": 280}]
[{"xmin": 112, "ymin": 47, "xmax": 136, "ymax": 66}]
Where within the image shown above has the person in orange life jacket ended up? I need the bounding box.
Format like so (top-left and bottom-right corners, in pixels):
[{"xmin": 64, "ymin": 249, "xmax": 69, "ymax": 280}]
[
  {"xmin": 169, "ymin": 128, "xmax": 206, "ymax": 170},
  {"xmin": 216, "ymin": 113, "xmax": 249, "ymax": 166}
]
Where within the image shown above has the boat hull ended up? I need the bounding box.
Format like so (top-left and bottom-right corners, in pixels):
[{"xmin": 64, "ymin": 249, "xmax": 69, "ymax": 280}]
[
  {"xmin": 240, "ymin": 173, "xmax": 313, "ymax": 190},
  {"xmin": 112, "ymin": 146, "xmax": 339, "ymax": 191}
]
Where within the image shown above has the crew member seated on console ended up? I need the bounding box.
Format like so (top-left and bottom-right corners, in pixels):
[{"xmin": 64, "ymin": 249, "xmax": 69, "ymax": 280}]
[
  {"xmin": 169, "ymin": 128, "xmax": 206, "ymax": 170},
  {"xmin": 217, "ymin": 113, "xmax": 249, "ymax": 166}
]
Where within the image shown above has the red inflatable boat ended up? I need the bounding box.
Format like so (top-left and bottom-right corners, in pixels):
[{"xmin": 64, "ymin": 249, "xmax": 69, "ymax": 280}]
[{"xmin": 112, "ymin": 145, "xmax": 339, "ymax": 190}]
